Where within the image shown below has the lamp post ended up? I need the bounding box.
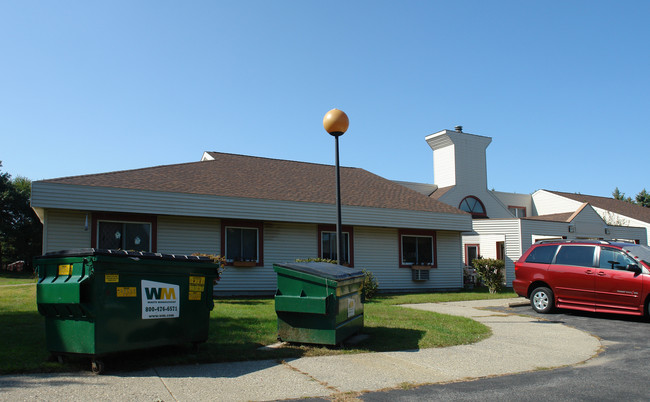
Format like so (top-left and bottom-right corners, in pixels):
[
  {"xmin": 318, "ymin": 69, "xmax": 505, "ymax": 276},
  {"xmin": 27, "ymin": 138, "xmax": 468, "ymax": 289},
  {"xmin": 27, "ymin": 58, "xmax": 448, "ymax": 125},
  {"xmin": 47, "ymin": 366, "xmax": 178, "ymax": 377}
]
[{"xmin": 323, "ymin": 108, "xmax": 349, "ymax": 265}]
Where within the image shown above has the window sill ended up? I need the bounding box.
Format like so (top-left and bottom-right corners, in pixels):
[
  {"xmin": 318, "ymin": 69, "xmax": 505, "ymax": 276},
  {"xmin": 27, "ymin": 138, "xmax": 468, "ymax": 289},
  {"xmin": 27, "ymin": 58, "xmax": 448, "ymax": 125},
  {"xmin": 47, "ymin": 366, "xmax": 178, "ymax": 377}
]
[
  {"xmin": 232, "ymin": 261, "xmax": 257, "ymax": 267},
  {"xmin": 411, "ymin": 265, "xmax": 435, "ymax": 270}
]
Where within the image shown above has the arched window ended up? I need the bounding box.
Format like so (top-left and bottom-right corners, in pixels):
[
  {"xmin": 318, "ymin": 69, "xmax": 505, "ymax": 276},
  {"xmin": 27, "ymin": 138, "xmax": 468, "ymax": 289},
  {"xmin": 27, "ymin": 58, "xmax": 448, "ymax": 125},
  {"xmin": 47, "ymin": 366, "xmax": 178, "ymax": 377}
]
[{"xmin": 459, "ymin": 196, "xmax": 487, "ymax": 218}]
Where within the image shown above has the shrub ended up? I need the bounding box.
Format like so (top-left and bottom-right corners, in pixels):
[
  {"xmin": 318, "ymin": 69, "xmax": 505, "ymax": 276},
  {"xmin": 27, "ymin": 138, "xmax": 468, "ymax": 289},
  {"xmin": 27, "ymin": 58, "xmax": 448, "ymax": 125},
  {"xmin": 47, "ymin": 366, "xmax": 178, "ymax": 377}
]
[
  {"xmin": 191, "ymin": 253, "xmax": 226, "ymax": 281},
  {"xmin": 471, "ymin": 258, "xmax": 505, "ymax": 294},
  {"xmin": 361, "ymin": 269, "xmax": 379, "ymax": 300}
]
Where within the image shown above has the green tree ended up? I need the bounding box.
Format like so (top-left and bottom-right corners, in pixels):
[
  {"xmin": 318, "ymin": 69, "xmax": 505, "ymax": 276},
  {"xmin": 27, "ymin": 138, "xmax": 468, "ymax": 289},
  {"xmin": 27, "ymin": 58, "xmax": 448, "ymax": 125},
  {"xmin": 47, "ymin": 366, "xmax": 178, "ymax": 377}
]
[
  {"xmin": 0, "ymin": 162, "xmax": 43, "ymax": 270},
  {"xmin": 612, "ymin": 187, "xmax": 633, "ymax": 203},
  {"xmin": 635, "ymin": 189, "xmax": 650, "ymax": 208}
]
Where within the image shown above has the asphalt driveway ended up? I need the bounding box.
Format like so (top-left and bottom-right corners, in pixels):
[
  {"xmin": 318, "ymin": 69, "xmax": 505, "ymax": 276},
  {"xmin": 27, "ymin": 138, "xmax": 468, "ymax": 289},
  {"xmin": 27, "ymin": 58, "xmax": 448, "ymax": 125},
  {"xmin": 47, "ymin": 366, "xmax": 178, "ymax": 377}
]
[{"xmin": 358, "ymin": 304, "xmax": 650, "ymax": 401}]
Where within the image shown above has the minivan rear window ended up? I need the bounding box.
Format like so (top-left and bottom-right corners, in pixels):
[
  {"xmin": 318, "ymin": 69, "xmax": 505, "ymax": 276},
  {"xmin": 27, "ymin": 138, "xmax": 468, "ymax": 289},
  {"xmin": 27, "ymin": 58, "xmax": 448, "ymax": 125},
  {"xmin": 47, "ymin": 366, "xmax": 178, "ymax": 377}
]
[
  {"xmin": 555, "ymin": 245, "xmax": 596, "ymax": 267},
  {"xmin": 525, "ymin": 245, "xmax": 559, "ymax": 264}
]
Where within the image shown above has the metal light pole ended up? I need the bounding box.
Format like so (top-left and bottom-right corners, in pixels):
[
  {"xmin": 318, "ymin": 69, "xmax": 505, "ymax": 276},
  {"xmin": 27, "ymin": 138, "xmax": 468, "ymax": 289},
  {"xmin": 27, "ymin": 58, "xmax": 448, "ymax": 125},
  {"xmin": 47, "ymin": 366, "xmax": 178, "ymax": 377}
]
[{"xmin": 323, "ymin": 109, "xmax": 349, "ymax": 265}]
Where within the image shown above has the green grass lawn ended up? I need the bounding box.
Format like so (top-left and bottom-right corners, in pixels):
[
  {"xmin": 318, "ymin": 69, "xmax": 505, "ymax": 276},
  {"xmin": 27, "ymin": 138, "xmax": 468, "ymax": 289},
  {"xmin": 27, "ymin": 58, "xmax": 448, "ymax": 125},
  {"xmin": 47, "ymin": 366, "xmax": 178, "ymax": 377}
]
[
  {"xmin": 0, "ymin": 272, "xmax": 517, "ymax": 374},
  {"xmin": 0, "ymin": 271, "xmax": 37, "ymax": 286}
]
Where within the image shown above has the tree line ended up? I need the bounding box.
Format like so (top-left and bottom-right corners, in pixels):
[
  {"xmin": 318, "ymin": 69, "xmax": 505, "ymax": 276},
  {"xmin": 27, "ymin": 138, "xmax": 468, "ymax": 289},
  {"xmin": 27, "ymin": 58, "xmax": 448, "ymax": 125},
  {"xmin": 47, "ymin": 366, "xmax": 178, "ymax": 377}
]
[
  {"xmin": 612, "ymin": 187, "xmax": 650, "ymax": 208},
  {"xmin": 1, "ymin": 162, "xmax": 43, "ymax": 271}
]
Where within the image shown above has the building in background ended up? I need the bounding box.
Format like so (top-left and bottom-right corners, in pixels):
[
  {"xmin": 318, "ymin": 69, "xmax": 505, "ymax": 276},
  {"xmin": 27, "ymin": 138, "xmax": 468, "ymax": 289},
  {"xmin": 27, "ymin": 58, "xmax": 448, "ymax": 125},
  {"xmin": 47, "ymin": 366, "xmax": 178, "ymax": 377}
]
[
  {"xmin": 31, "ymin": 152, "xmax": 471, "ymax": 295},
  {"xmin": 399, "ymin": 127, "xmax": 649, "ymax": 285}
]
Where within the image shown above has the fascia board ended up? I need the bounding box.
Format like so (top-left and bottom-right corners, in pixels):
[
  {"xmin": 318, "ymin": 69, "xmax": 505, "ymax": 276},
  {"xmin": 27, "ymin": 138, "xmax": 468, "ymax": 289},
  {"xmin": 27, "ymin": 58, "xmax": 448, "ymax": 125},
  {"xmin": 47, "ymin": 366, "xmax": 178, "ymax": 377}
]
[{"xmin": 32, "ymin": 182, "xmax": 472, "ymax": 232}]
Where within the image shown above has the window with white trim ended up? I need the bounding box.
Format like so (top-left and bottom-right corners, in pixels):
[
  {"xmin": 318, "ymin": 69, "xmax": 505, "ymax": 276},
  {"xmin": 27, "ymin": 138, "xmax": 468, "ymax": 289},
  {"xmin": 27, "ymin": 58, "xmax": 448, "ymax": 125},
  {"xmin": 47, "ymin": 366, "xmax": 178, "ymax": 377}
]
[{"xmin": 508, "ymin": 206, "xmax": 526, "ymax": 217}]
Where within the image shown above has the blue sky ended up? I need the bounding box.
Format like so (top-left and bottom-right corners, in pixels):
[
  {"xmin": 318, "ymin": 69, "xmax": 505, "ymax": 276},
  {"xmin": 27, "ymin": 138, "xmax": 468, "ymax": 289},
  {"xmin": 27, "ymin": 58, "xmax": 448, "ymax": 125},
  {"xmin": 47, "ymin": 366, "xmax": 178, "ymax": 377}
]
[{"xmin": 1, "ymin": 1, "xmax": 648, "ymax": 198}]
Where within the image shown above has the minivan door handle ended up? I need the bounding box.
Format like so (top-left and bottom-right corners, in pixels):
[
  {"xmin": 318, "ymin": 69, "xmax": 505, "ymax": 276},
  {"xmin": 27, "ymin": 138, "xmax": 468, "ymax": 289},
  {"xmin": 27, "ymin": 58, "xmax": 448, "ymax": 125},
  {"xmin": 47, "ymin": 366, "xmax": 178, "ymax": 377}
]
[{"xmin": 585, "ymin": 270, "xmax": 594, "ymax": 274}]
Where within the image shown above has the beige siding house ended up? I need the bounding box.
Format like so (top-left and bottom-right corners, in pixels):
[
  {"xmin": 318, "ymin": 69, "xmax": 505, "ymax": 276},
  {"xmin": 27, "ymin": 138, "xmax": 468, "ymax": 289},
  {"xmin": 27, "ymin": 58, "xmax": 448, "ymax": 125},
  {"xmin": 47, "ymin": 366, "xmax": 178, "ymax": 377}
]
[{"xmin": 31, "ymin": 152, "xmax": 472, "ymax": 295}]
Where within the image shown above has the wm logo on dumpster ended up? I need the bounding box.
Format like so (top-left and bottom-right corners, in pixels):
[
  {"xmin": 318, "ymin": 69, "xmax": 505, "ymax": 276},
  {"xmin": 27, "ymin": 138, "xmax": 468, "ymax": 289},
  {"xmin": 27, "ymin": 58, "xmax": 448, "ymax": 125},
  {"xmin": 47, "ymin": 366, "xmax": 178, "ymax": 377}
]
[
  {"xmin": 144, "ymin": 287, "xmax": 176, "ymax": 300},
  {"xmin": 141, "ymin": 280, "xmax": 180, "ymax": 320}
]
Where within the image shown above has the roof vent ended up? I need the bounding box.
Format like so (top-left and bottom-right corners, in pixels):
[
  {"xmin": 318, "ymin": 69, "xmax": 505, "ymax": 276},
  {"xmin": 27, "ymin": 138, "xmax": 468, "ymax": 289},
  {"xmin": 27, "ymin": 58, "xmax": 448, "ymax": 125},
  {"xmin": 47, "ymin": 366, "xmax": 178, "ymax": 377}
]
[{"xmin": 455, "ymin": 125, "xmax": 463, "ymax": 132}]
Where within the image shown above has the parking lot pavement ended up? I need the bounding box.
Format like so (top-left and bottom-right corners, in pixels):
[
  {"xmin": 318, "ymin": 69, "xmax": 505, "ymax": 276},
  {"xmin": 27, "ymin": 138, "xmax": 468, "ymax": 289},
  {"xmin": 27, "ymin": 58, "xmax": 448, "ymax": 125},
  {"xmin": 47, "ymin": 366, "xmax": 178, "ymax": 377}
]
[{"xmin": 0, "ymin": 298, "xmax": 601, "ymax": 401}]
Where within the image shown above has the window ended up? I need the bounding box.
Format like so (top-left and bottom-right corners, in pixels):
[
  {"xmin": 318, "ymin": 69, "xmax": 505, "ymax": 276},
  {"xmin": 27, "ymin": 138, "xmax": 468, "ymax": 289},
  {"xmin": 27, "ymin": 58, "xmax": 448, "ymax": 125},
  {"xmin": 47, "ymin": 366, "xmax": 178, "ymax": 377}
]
[
  {"xmin": 465, "ymin": 244, "xmax": 479, "ymax": 266},
  {"xmin": 555, "ymin": 246, "xmax": 596, "ymax": 267},
  {"xmin": 98, "ymin": 222, "xmax": 151, "ymax": 251},
  {"xmin": 508, "ymin": 206, "xmax": 526, "ymax": 218},
  {"xmin": 221, "ymin": 220, "xmax": 263, "ymax": 266},
  {"xmin": 496, "ymin": 241, "xmax": 505, "ymax": 261},
  {"xmin": 318, "ymin": 225, "xmax": 353, "ymax": 265},
  {"xmin": 525, "ymin": 245, "xmax": 558, "ymax": 264},
  {"xmin": 459, "ymin": 196, "xmax": 487, "ymax": 218},
  {"xmin": 92, "ymin": 213, "xmax": 157, "ymax": 252},
  {"xmin": 599, "ymin": 247, "xmax": 636, "ymax": 270},
  {"xmin": 399, "ymin": 229, "xmax": 436, "ymax": 267}
]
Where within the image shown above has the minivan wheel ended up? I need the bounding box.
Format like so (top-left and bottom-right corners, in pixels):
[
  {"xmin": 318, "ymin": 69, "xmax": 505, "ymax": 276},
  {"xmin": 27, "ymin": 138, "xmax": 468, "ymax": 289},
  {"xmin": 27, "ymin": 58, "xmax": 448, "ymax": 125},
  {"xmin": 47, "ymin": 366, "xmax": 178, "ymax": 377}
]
[{"xmin": 530, "ymin": 286, "xmax": 554, "ymax": 314}]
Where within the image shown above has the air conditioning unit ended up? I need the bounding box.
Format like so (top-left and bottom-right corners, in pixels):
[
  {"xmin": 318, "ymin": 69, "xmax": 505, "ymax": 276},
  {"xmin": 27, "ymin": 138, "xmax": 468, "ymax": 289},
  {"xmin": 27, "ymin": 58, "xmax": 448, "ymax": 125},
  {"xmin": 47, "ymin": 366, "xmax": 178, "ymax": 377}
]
[{"xmin": 412, "ymin": 269, "xmax": 430, "ymax": 281}]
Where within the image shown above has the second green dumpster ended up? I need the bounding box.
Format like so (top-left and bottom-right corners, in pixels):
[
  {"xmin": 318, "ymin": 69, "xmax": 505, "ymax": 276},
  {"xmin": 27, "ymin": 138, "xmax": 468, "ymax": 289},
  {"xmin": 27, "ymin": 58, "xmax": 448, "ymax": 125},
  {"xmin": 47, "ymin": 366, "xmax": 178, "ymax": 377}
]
[{"xmin": 274, "ymin": 262, "xmax": 364, "ymax": 346}]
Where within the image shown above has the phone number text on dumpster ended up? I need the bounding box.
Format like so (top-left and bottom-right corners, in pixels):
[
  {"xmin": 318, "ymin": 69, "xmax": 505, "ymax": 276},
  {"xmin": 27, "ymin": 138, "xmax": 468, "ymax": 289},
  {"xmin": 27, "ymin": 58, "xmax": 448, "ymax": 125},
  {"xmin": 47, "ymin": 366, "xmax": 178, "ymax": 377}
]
[{"xmin": 144, "ymin": 306, "xmax": 178, "ymax": 313}]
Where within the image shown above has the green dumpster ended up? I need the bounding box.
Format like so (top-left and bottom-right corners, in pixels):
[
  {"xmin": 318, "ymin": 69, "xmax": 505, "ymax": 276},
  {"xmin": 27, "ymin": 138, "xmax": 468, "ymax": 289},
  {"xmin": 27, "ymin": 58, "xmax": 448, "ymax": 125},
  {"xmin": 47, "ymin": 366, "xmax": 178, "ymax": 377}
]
[
  {"xmin": 36, "ymin": 249, "xmax": 219, "ymax": 373},
  {"xmin": 274, "ymin": 262, "xmax": 364, "ymax": 346}
]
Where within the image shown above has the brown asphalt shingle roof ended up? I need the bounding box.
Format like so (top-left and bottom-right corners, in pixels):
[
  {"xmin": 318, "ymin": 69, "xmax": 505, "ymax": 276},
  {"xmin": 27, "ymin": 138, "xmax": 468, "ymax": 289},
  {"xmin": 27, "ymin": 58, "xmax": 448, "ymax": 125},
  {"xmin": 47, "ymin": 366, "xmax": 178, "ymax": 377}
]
[
  {"xmin": 547, "ymin": 190, "xmax": 650, "ymax": 224},
  {"xmin": 42, "ymin": 152, "xmax": 468, "ymax": 215},
  {"xmin": 430, "ymin": 185, "xmax": 455, "ymax": 200}
]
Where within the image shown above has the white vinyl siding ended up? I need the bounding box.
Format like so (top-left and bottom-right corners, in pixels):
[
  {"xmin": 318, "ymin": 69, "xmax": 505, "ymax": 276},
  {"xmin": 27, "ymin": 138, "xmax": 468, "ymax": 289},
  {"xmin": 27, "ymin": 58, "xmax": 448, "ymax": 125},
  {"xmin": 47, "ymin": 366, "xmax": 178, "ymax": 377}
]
[
  {"xmin": 214, "ymin": 222, "xmax": 317, "ymax": 295},
  {"xmin": 433, "ymin": 145, "xmax": 456, "ymax": 187},
  {"xmin": 434, "ymin": 231, "xmax": 464, "ymax": 289},
  {"xmin": 157, "ymin": 216, "xmax": 220, "ymax": 255},
  {"xmin": 42, "ymin": 209, "xmax": 91, "ymax": 253},
  {"xmin": 492, "ymin": 190, "xmax": 533, "ymax": 217},
  {"xmin": 37, "ymin": 207, "xmax": 470, "ymax": 295},
  {"xmin": 531, "ymin": 190, "xmax": 584, "ymax": 216},
  {"xmin": 354, "ymin": 227, "xmax": 402, "ymax": 289},
  {"xmin": 470, "ymin": 219, "xmax": 523, "ymax": 286},
  {"xmin": 354, "ymin": 228, "xmax": 463, "ymax": 291}
]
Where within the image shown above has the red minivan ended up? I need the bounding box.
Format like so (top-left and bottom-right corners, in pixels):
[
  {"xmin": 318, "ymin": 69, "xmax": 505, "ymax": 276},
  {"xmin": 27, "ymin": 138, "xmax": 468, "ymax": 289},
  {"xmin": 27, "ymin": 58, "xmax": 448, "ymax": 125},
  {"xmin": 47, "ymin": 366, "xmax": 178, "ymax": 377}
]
[{"xmin": 514, "ymin": 240, "xmax": 650, "ymax": 316}]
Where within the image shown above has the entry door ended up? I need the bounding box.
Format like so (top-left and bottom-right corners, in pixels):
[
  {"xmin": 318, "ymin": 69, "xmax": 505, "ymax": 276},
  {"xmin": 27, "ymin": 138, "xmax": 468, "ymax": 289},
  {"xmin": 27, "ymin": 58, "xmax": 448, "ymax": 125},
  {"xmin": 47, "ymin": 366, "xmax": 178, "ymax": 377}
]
[
  {"xmin": 594, "ymin": 247, "xmax": 644, "ymax": 314},
  {"xmin": 547, "ymin": 245, "xmax": 597, "ymax": 311}
]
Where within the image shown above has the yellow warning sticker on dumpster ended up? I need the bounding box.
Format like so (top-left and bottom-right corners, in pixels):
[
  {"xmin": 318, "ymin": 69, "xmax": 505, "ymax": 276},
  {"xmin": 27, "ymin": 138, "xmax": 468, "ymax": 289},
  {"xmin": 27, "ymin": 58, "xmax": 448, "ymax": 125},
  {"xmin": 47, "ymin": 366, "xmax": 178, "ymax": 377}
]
[
  {"xmin": 58, "ymin": 264, "xmax": 72, "ymax": 276},
  {"xmin": 189, "ymin": 284, "xmax": 204, "ymax": 292},
  {"xmin": 189, "ymin": 276, "xmax": 205, "ymax": 285},
  {"xmin": 116, "ymin": 287, "xmax": 137, "ymax": 297},
  {"xmin": 188, "ymin": 291, "xmax": 202, "ymax": 301},
  {"xmin": 105, "ymin": 273, "xmax": 119, "ymax": 283}
]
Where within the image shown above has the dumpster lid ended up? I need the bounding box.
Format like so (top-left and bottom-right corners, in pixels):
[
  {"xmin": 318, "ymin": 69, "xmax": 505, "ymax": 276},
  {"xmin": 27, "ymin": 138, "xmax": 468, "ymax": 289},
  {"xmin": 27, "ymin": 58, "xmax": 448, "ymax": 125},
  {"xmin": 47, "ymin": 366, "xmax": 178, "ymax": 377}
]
[
  {"xmin": 274, "ymin": 262, "xmax": 364, "ymax": 280},
  {"xmin": 38, "ymin": 248, "xmax": 213, "ymax": 263}
]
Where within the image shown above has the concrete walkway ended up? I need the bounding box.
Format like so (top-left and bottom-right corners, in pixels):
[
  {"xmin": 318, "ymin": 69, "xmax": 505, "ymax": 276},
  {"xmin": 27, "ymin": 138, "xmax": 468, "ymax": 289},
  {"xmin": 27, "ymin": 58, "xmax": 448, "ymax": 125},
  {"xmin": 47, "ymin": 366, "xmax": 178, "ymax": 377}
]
[{"xmin": 0, "ymin": 298, "xmax": 601, "ymax": 401}]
